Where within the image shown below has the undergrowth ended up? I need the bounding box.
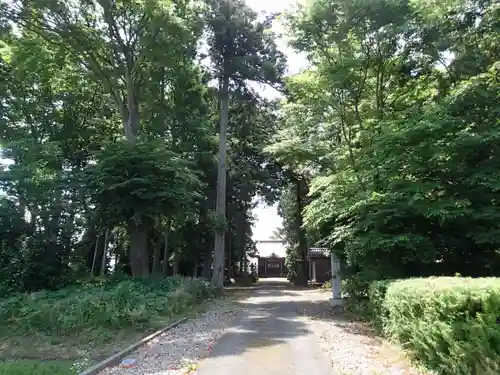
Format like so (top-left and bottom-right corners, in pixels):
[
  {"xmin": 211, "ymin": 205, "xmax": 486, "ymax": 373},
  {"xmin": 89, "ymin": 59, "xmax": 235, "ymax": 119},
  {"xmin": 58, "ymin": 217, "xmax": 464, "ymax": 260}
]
[
  {"xmin": 0, "ymin": 276, "xmax": 215, "ymax": 375},
  {"xmin": 0, "ymin": 360, "xmax": 78, "ymax": 375},
  {"xmin": 0, "ymin": 276, "xmax": 215, "ymax": 335}
]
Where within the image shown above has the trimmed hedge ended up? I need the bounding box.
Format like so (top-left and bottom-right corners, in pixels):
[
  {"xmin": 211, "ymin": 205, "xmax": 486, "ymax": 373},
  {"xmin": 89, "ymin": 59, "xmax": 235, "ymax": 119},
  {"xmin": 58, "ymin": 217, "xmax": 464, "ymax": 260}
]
[
  {"xmin": 368, "ymin": 279, "xmax": 393, "ymax": 330},
  {"xmin": 368, "ymin": 277, "xmax": 500, "ymax": 375}
]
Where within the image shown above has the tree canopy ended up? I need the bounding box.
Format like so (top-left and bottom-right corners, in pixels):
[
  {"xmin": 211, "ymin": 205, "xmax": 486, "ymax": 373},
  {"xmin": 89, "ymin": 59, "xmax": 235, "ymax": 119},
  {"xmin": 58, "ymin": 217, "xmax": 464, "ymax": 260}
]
[
  {"xmin": 269, "ymin": 0, "xmax": 500, "ymax": 290},
  {"xmin": 0, "ymin": 0, "xmax": 499, "ymax": 295},
  {"xmin": 0, "ymin": 0, "xmax": 285, "ymax": 292}
]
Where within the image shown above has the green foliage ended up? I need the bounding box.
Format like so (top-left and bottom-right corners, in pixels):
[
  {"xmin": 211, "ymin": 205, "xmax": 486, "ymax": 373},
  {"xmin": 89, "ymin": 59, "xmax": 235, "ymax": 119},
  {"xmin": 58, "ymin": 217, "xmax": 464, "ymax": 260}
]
[
  {"xmin": 367, "ymin": 279, "xmax": 394, "ymax": 330},
  {"xmin": 0, "ymin": 360, "xmax": 77, "ymax": 375},
  {"xmin": 0, "ymin": 197, "xmax": 73, "ymax": 296},
  {"xmin": 0, "ymin": 277, "xmax": 215, "ymax": 335},
  {"xmin": 8, "ymin": 0, "xmax": 203, "ymax": 142},
  {"xmin": 269, "ymin": 3, "xmax": 500, "ymax": 371},
  {"xmin": 207, "ymin": 210, "xmax": 228, "ymax": 233},
  {"xmin": 274, "ymin": 181, "xmax": 311, "ymax": 284},
  {"xmin": 84, "ymin": 140, "xmax": 203, "ymax": 227},
  {"xmin": 0, "ymin": 40, "xmax": 11, "ymax": 63},
  {"xmin": 369, "ymin": 277, "xmax": 500, "ymax": 375},
  {"xmin": 0, "ymin": 0, "xmax": 284, "ymax": 289},
  {"xmin": 204, "ymin": 0, "xmax": 286, "ymax": 85},
  {"xmin": 271, "ymin": 0, "xmax": 500, "ymax": 294}
]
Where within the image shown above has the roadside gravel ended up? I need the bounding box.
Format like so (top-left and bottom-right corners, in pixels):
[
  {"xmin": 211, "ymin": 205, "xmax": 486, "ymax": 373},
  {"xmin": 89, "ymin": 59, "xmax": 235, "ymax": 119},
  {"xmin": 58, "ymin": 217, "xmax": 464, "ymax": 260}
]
[
  {"xmin": 302, "ymin": 291, "xmax": 434, "ymax": 375},
  {"xmin": 98, "ymin": 283, "xmax": 433, "ymax": 375},
  {"xmin": 99, "ymin": 298, "xmax": 240, "ymax": 375}
]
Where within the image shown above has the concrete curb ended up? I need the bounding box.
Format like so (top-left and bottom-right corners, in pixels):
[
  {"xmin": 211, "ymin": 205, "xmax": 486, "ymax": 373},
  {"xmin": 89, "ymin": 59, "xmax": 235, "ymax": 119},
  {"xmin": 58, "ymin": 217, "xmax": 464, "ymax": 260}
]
[{"xmin": 79, "ymin": 317, "xmax": 188, "ymax": 375}]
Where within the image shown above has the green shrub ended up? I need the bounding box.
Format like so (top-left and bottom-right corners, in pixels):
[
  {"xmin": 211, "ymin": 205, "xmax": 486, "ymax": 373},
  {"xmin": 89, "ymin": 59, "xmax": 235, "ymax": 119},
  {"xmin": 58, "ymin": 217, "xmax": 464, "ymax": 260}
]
[
  {"xmin": 367, "ymin": 279, "xmax": 394, "ymax": 330},
  {"xmin": 370, "ymin": 277, "xmax": 500, "ymax": 375},
  {"xmin": 0, "ymin": 360, "xmax": 77, "ymax": 375},
  {"xmin": 0, "ymin": 277, "xmax": 215, "ymax": 336}
]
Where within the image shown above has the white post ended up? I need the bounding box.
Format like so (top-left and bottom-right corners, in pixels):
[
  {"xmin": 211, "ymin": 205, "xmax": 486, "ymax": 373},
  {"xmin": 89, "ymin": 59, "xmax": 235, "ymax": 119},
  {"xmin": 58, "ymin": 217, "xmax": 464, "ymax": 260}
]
[{"xmin": 330, "ymin": 253, "xmax": 343, "ymax": 306}]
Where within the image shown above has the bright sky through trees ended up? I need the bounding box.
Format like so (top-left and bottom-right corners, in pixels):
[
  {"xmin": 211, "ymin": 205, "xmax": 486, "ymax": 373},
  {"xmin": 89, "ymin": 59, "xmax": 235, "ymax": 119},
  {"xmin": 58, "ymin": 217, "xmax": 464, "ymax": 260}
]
[{"xmin": 245, "ymin": 0, "xmax": 307, "ymax": 241}]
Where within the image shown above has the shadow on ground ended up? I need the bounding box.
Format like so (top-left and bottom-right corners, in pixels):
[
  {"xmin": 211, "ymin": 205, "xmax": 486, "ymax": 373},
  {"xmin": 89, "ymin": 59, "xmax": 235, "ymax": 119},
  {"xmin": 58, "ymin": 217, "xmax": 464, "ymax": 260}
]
[
  {"xmin": 222, "ymin": 279, "xmax": 381, "ymax": 354},
  {"xmin": 121, "ymin": 278, "xmax": 387, "ymax": 375},
  {"xmin": 189, "ymin": 278, "xmax": 375, "ymax": 360}
]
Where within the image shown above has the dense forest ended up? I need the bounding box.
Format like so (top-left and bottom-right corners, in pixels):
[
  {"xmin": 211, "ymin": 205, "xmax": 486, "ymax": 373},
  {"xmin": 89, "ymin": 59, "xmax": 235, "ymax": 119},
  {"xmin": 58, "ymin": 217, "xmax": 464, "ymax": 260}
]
[
  {"xmin": 274, "ymin": 0, "xmax": 500, "ymax": 292},
  {"xmin": 1, "ymin": 0, "xmax": 499, "ymax": 297},
  {"xmin": 0, "ymin": 0, "xmax": 287, "ymax": 294}
]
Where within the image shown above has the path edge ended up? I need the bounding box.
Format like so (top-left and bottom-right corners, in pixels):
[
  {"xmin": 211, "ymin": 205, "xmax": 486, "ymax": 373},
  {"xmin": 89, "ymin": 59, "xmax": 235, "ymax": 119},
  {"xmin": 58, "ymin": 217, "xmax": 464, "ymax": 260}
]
[{"xmin": 79, "ymin": 317, "xmax": 188, "ymax": 375}]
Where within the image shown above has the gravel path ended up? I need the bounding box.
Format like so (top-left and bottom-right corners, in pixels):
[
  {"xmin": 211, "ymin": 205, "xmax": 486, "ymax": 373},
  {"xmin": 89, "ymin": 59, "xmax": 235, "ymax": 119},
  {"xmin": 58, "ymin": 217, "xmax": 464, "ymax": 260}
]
[
  {"xmin": 193, "ymin": 282, "xmax": 332, "ymax": 375},
  {"xmin": 300, "ymin": 291, "xmax": 434, "ymax": 375},
  {"xmin": 98, "ymin": 280, "xmax": 432, "ymax": 375},
  {"xmin": 99, "ymin": 298, "xmax": 240, "ymax": 375}
]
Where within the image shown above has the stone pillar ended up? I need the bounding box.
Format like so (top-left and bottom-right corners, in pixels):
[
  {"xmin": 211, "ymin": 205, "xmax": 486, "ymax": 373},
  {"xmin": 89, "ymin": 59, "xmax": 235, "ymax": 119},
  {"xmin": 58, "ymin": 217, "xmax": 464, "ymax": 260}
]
[{"xmin": 330, "ymin": 253, "xmax": 343, "ymax": 306}]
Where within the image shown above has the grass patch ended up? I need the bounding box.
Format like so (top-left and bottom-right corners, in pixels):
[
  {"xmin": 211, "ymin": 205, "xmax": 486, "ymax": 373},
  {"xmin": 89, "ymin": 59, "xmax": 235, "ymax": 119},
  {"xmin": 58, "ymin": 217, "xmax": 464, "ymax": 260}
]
[
  {"xmin": 0, "ymin": 359, "xmax": 79, "ymax": 375},
  {"xmin": 0, "ymin": 276, "xmax": 216, "ymax": 374}
]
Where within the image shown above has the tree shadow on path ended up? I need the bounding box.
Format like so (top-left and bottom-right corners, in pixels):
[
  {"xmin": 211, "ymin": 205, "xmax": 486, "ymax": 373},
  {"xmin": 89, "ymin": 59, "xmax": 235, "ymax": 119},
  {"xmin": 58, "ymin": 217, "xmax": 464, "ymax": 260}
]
[
  {"xmin": 204, "ymin": 279, "xmax": 331, "ymax": 359},
  {"xmin": 221, "ymin": 279, "xmax": 381, "ymax": 356}
]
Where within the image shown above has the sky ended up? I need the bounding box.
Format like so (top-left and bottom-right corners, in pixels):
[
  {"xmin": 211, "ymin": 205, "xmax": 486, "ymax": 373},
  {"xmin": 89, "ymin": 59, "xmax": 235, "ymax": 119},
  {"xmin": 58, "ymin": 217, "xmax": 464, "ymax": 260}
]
[{"xmin": 245, "ymin": 0, "xmax": 308, "ymax": 242}]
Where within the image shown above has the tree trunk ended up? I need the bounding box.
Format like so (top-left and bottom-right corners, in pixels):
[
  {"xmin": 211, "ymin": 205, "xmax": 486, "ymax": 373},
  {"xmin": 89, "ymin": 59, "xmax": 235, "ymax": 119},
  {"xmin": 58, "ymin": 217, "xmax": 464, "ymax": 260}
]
[
  {"xmin": 120, "ymin": 77, "xmax": 148, "ymax": 277},
  {"xmin": 162, "ymin": 231, "xmax": 169, "ymax": 277},
  {"xmin": 152, "ymin": 233, "xmax": 163, "ymax": 277},
  {"xmin": 295, "ymin": 177, "xmax": 309, "ymax": 286},
  {"xmin": 227, "ymin": 233, "xmax": 232, "ymax": 279},
  {"xmin": 91, "ymin": 235, "xmax": 100, "ymax": 276},
  {"xmin": 193, "ymin": 259, "xmax": 198, "ymax": 277},
  {"xmin": 129, "ymin": 222, "xmax": 150, "ymax": 277},
  {"xmin": 212, "ymin": 69, "xmax": 229, "ymax": 289},
  {"xmin": 231, "ymin": 257, "xmax": 237, "ymax": 278},
  {"xmin": 237, "ymin": 208, "xmax": 246, "ymax": 276},
  {"xmin": 123, "ymin": 100, "xmax": 140, "ymax": 142},
  {"xmin": 172, "ymin": 255, "xmax": 179, "ymax": 275},
  {"xmin": 202, "ymin": 247, "xmax": 212, "ymax": 279},
  {"xmin": 123, "ymin": 69, "xmax": 140, "ymax": 143},
  {"xmin": 100, "ymin": 228, "xmax": 110, "ymax": 276}
]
